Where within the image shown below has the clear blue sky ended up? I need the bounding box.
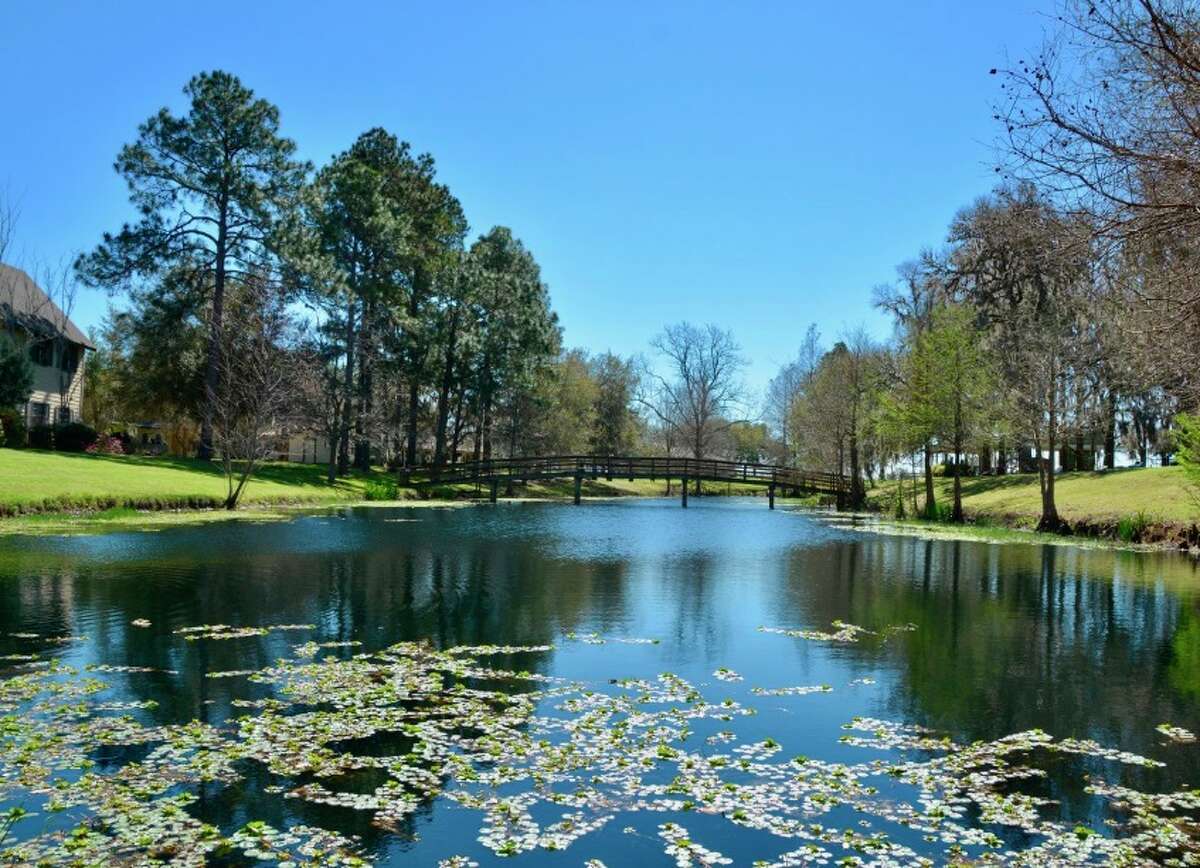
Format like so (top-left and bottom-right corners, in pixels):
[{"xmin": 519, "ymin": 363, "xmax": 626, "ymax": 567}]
[{"xmin": 3, "ymin": 1, "xmax": 1051, "ymax": 398}]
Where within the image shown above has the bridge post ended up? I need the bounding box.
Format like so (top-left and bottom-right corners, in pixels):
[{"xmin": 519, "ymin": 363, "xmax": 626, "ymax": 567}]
[
  {"xmin": 574, "ymin": 471, "xmax": 582, "ymax": 505},
  {"xmin": 490, "ymin": 478, "xmax": 498, "ymax": 503},
  {"xmin": 769, "ymin": 483, "xmax": 775, "ymax": 510},
  {"xmin": 681, "ymin": 476, "xmax": 689, "ymax": 508}
]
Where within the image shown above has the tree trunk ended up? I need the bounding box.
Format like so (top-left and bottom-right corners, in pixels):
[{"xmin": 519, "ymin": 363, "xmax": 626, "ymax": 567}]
[
  {"xmin": 996, "ymin": 440, "xmax": 1007, "ymax": 476},
  {"xmin": 481, "ymin": 397, "xmax": 493, "ymax": 461},
  {"xmin": 432, "ymin": 309, "xmax": 459, "ymax": 468},
  {"xmin": 353, "ymin": 300, "xmax": 374, "ymax": 470},
  {"xmin": 336, "ymin": 297, "xmax": 356, "ymax": 477},
  {"xmin": 449, "ymin": 386, "xmax": 467, "ymax": 464},
  {"xmin": 849, "ymin": 433, "xmax": 863, "ymax": 509},
  {"xmin": 922, "ymin": 441, "xmax": 936, "ymax": 518},
  {"xmin": 403, "ymin": 264, "xmax": 429, "ymax": 470},
  {"xmin": 199, "ymin": 199, "xmax": 229, "ymax": 461},
  {"xmin": 1038, "ymin": 426, "xmax": 1061, "ymax": 532},
  {"xmin": 1104, "ymin": 391, "xmax": 1117, "ymax": 470},
  {"xmin": 951, "ymin": 391, "xmax": 964, "ymax": 523},
  {"xmin": 1039, "ymin": 459, "xmax": 1060, "ymax": 531},
  {"xmin": 404, "ymin": 379, "xmax": 420, "ymax": 468}
]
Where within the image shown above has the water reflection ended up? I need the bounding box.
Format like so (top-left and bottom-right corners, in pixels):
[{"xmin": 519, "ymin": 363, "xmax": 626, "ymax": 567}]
[{"xmin": 2, "ymin": 499, "xmax": 1199, "ymax": 862}]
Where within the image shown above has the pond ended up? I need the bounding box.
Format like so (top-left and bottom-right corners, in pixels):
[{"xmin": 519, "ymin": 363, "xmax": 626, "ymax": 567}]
[{"xmin": 2, "ymin": 498, "xmax": 1200, "ymax": 865}]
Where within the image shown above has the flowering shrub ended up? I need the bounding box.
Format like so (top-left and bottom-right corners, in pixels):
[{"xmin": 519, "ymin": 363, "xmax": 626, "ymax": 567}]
[{"xmin": 85, "ymin": 435, "xmax": 126, "ymax": 455}]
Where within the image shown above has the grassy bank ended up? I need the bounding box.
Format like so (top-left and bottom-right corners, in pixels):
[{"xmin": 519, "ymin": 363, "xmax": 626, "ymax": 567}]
[
  {"xmin": 869, "ymin": 466, "xmax": 1200, "ymax": 547},
  {"xmin": 0, "ymin": 450, "xmax": 780, "ymax": 535},
  {"xmin": 0, "ymin": 449, "xmax": 391, "ymax": 515},
  {"xmin": 827, "ymin": 514, "xmax": 1146, "ymax": 551}
]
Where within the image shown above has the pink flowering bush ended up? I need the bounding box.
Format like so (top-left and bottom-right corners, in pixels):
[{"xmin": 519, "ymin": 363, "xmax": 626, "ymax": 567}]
[{"xmin": 86, "ymin": 435, "xmax": 126, "ymax": 456}]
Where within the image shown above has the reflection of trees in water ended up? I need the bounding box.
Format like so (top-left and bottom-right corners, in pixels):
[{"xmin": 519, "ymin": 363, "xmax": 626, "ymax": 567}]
[
  {"xmin": 0, "ymin": 515, "xmax": 641, "ymax": 726},
  {"xmin": 655, "ymin": 551, "xmax": 723, "ymax": 666},
  {"xmin": 780, "ymin": 535, "xmax": 1200, "ymax": 824},
  {"xmin": 0, "ymin": 516, "xmax": 643, "ymax": 861}
]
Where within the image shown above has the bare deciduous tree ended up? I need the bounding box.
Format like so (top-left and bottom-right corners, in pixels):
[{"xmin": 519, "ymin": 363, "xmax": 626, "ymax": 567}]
[
  {"xmin": 998, "ymin": 0, "xmax": 1200, "ymax": 401},
  {"xmin": 209, "ymin": 276, "xmax": 295, "ymax": 509},
  {"xmin": 764, "ymin": 324, "xmax": 821, "ymax": 464},
  {"xmin": 641, "ymin": 322, "xmax": 748, "ymax": 464}
]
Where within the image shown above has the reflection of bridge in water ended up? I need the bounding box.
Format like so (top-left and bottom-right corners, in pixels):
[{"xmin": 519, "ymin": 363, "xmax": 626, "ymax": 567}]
[{"xmin": 407, "ymin": 455, "xmax": 848, "ymax": 508}]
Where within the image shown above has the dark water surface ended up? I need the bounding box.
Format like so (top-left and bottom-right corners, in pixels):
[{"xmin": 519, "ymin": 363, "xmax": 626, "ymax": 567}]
[{"xmin": 3, "ymin": 498, "xmax": 1200, "ymax": 864}]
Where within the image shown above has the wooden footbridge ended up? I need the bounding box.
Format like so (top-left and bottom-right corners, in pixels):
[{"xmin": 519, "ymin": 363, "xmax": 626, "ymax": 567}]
[{"xmin": 406, "ymin": 455, "xmax": 847, "ymax": 508}]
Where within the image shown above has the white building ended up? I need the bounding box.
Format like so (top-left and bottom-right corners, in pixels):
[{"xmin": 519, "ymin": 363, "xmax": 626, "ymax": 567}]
[{"xmin": 1, "ymin": 264, "xmax": 94, "ymax": 427}]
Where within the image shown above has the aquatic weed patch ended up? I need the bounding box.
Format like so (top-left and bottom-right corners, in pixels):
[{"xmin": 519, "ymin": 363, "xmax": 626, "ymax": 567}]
[
  {"xmin": 758, "ymin": 620, "xmax": 917, "ymax": 644},
  {"xmin": 1, "ymin": 636, "xmax": 1199, "ymax": 864}
]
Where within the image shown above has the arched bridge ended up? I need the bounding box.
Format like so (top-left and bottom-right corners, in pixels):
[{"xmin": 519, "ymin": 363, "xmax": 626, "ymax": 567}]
[{"xmin": 406, "ymin": 455, "xmax": 847, "ymax": 508}]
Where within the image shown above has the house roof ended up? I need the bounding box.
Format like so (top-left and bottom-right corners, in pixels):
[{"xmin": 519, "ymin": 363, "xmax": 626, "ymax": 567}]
[{"xmin": 0, "ymin": 263, "xmax": 95, "ymax": 350}]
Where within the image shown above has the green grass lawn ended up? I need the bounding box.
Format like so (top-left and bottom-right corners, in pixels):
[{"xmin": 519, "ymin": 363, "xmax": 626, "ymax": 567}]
[
  {"xmin": 874, "ymin": 466, "xmax": 1199, "ymax": 525},
  {"xmin": 0, "ymin": 449, "xmax": 788, "ymax": 518},
  {"xmin": 0, "ymin": 449, "xmax": 388, "ymax": 513}
]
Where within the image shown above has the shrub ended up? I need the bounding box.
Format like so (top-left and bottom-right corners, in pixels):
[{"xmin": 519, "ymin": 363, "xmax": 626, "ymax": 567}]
[
  {"xmin": 0, "ymin": 334, "xmax": 33, "ymax": 411},
  {"xmin": 364, "ymin": 478, "xmax": 400, "ymax": 501},
  {"xmin": 923, "ymin": 501, "xmax": 954, "ymax": 523},
  {"xmin": 939, "ymin": 459, "xmax": 976, "ymax": 478},
  {"xmin": 53, "ymin": 422, "xmax": 99, "ymax": 453},
  {"xmin": 1117, "ymin": 510, "xmax": 1152, "ymax": 543},
  {"xmin": 1178, "ymin": 413, "xmax": 1200, "ymax": 506},
  {"xmin": 0, "ymin": 408, "xmax": 26, "ymax": 448},
  {"xmin": 27, "ymin": 424, "xmax": 54, "ymax": 450},
  {"xmin": 86, "ymin": 435, "xmax": 126, "ymax": 455}
]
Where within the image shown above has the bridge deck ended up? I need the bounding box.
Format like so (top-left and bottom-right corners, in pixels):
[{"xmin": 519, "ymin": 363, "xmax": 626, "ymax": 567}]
[{"xmin": 406, "ymin": 455, "xmax": 845, "ymax": 506}]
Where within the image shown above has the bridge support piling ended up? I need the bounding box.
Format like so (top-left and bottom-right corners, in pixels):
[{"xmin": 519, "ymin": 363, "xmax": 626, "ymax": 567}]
[
  {"xmin": 768, "ymin": 484, "xmax": 775, "ymax": 510},
  {"xmin": 490, "ymin": 479, "xmax": 498, "ymax": 503},
  {"xmin": 573, "ymin": 472, "xmax": 582, "ymax": 505},
  {"xmin": 681, "ymin": 476, "xmax": 689, "ymax": 508}
]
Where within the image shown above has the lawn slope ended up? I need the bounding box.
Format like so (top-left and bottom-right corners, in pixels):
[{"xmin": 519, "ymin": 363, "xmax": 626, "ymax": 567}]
[
  {"xmin": 0, "ymin": 450, "xmax": 739, "ymax": 518},
  {"xmin": 874, "ymin": 466, "xmax": 1198, "ymax": 526},
  {"xmin": 0, "ymin": 450, "xmax": 383, "ymax": 514}
]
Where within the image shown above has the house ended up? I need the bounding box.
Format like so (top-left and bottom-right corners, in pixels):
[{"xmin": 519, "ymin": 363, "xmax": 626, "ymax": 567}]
[
  {"xmin": 286, "ymin": 432, "xmax": 332, "ymax": 465},
  {"xmin": 0, "ymin": 264, "xmax": 95, "ymax": 428}
]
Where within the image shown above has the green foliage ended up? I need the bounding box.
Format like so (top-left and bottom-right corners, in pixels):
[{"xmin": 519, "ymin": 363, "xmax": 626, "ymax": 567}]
[
  {"xmin": 78, "ymin": 71, "xmax": 307, "ymax": 294},
  {"xmin": 27, "ymin": 425, "xmax": 54, "ymax": 450},
  {"xmin": 589, "ymin": 351, "xmax": 639, "ymax": 456},
  {"xmin": 77, "ymin": 70, "xmax": 308, "ymax": 459},
  {"xmin": 53, "ymin": 423, "xmax": 99, "ymax": 453},
  {"xmin": 1116, "ymin": 510, "xmax": 1152, "ymax": 543},
  {"xmin": 81, "ymin": 329, "xmax": 123, "ymax": 431},
  {"xmin": 363, "ymin": 478, "xmax": 399, "ymax": 501},
  {"xmin": 729, "ymin": 421, "xmax": 771, "ymax": 464},
  {"xmin": 523, "ymin": 349, "xmax": 596, "ymax": 455},
  {"xmin": 1177, "ymin": 413, "xmax": 1200, "ymax": 508},
  {"xmin": 0, "ymin": 334, "xmax": 34, "ymax": 410},
  {"xmin": 0, "ymin": 409, "xmax": 25, "ymax": 449}
]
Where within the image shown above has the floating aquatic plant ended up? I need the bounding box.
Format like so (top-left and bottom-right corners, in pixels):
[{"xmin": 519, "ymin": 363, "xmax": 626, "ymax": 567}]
[{"xmin": 1, "ymin": 628, "xmax": 1198, "ymax": 865}]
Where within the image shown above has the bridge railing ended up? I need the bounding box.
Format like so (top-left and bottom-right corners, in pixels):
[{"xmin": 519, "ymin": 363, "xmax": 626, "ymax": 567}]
[{"xmin": 405, "ymin": 455, "xmax": 846, "ymax": 494}]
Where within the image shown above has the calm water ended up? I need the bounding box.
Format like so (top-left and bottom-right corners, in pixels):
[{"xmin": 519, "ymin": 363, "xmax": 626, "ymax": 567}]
[{"xmin": 3, "ymin": 498, "xmax": 1200, "ymax": 864}]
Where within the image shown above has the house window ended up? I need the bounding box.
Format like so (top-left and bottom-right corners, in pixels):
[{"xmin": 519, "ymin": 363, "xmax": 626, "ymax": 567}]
[
  {"xmin": 29, "ymin": 340, "xmax": 53, "ymax": 367},
  {"xmin": 30, "ymin": 402, "xmax": 48, "ymax": 427},
  {"xmin": 57, "ymin": 405, "xmax": 72, "ymax": 424},
  {"xmin": 59, "ymin": 343, "xmax": 79, "ymax": 374}
]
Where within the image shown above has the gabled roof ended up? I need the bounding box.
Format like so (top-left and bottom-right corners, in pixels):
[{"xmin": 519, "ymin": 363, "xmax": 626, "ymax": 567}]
[{"xmin": 0, "ymin": 263, "xmax": 95, "ymax": 350}]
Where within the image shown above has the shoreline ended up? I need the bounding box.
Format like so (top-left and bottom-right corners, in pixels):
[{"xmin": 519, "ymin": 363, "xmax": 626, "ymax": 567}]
[
  {"xmin": 1, "ymin": 491, "xmax": 1197, "ymax": 560},
  {"xmin": 812, "ymin": 511, "xmax": 1196, "ymax": 555}
]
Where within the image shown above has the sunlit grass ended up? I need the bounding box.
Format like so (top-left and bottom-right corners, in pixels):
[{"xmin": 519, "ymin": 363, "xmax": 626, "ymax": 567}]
[
  {"xmin": 873, "ymin": 466, "xmax": 1198, "ymax": 524},
  {"xmin": 0, "ymin": 449, "xmax": 390, "ymax": 514}
]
